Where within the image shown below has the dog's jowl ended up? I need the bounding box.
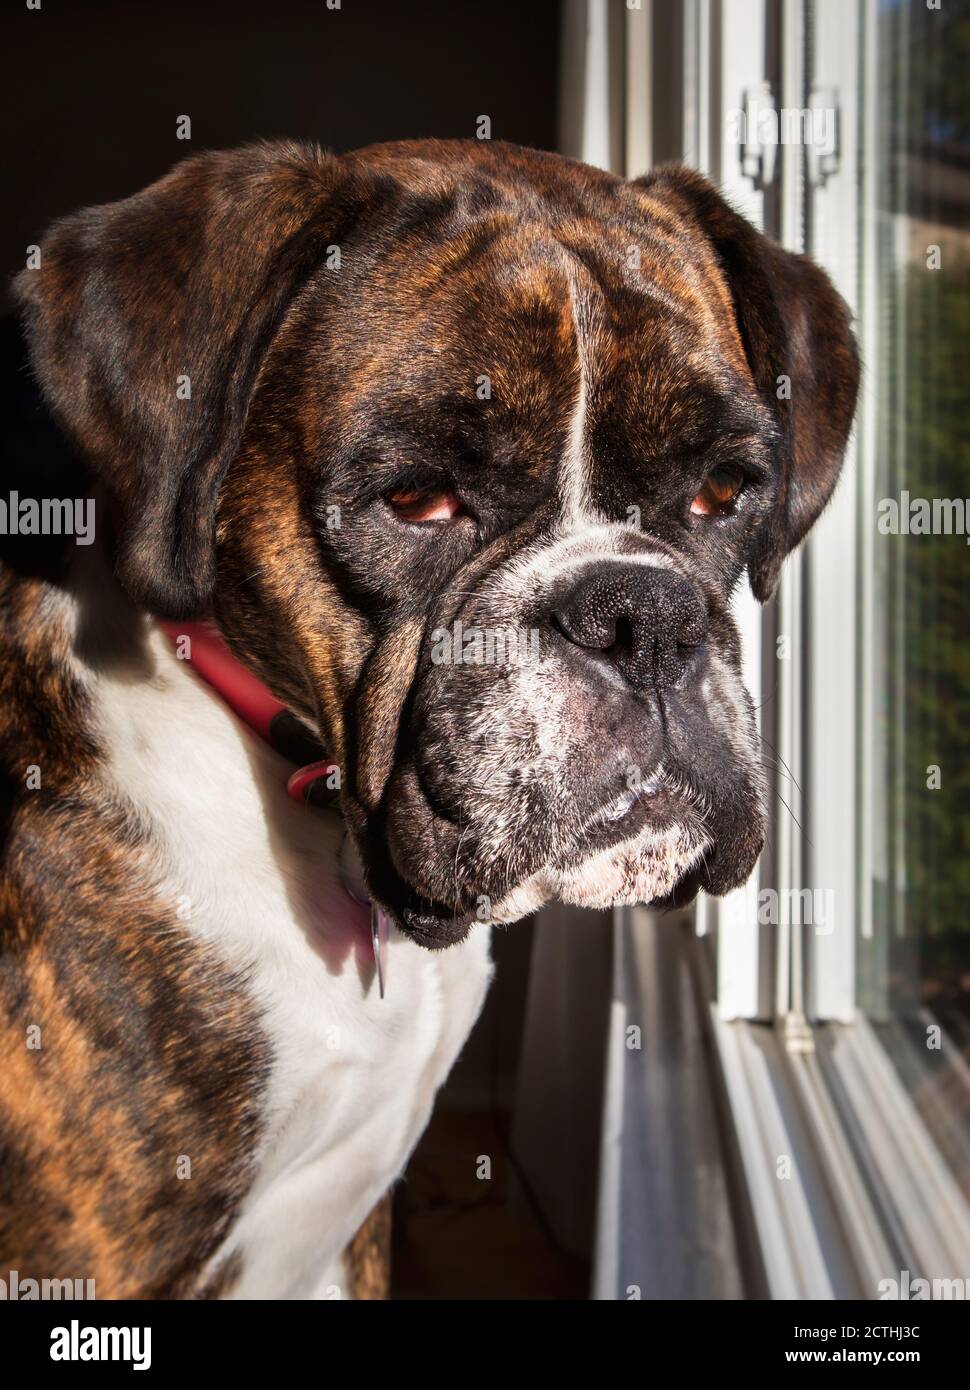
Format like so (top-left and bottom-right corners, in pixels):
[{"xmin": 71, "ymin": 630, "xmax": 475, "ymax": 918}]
[{"xmin": 0, "ymin": 140, "xmax": 858, "ymax": 1297}]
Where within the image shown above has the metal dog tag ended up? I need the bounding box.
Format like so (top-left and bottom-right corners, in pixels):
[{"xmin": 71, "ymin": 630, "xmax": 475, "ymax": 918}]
[{"xmin": 371, "ymin": 905, "xmax": 387, "ymax": 1000}]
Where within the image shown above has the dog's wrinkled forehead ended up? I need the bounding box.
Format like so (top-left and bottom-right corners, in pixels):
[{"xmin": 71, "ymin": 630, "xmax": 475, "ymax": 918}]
[
  {"xmin": 318, "ymin": 239, "xmax": 582, "ymax": 485},
  {"xmin": 276, "ymin": 214, "xmax": 770, "ymax": 554}
]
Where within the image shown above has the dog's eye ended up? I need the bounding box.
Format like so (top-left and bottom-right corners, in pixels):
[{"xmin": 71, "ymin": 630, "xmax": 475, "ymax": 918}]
[
  {"xmin": 690, "ymin": 466, "xmax": 745, "ymax": 517},
  {"xmin": 386, "ymin": 486, "xmax": 465, "ymax": 524}
]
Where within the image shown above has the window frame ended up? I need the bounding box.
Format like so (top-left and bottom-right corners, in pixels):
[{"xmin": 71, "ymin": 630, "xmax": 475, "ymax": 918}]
[{"xmin": 592, "ymin": 0, "xmax": 970, "ymax": 1300}]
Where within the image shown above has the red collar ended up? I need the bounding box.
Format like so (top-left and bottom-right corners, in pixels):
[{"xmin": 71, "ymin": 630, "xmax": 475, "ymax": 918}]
[
  {"xmin": 158, "ymin": 620, "xmax": 339, "ymax": 804},
  {"xmin": 158, "ymin": 619, "xmax": 388, "ymax": 996}
]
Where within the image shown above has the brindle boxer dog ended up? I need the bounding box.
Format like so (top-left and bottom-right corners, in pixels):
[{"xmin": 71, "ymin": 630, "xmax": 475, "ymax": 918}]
[{"xmin": 0, "ymin": 140, "xmax": 858, "ymax": 1298}]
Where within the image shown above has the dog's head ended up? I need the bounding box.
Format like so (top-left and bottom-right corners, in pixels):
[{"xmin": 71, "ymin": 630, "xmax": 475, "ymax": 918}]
[{"xmin": 17, "ymin": 140, "xmax": 858, "ymax": 946}]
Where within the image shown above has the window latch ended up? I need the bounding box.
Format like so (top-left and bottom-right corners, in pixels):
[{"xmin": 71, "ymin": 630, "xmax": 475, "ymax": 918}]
[
  {"xmin": 738, "ymin": 82, "xmax": 778, "ymax": 191},
  {"xmin": 806, "ymin": 84, "xmax": 841, "ymax": 187},
  {"xmin": 738, "ymin": 83, "xmax": 842, "ymax": 191}
]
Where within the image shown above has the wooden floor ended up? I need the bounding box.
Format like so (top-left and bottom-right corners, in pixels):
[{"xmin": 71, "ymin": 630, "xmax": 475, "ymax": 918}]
[{"xmin": 391, "ymin": 1107, "xmax": 590, "ymax": 1300}]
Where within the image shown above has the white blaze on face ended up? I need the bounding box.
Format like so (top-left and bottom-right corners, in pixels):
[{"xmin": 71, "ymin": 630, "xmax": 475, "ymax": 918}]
[
  {"xmin": 560, "ymin": 276, "xmax": 607, "ymax": 532},
  {"xmin": 458, "ymin": 296, "xmax": 708, "ymax": 914},
  {"xmin": 434, "ymin": 275, "xmax": 758, "ymax": 919}
]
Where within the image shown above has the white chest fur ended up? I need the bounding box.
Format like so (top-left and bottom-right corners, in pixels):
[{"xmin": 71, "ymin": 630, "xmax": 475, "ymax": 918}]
[{"xmin": 93, "ymin": 624, "xmax": 493, "ymax": 1298}]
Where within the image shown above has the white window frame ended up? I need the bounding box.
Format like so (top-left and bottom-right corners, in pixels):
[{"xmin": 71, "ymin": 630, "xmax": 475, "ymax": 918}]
[{"xmin": 592, "ymin": 0, "xmax": 970, "ymax": 1300}]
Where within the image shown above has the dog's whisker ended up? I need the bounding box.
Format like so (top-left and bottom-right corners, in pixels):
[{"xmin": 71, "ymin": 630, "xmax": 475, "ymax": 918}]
[
  {"xmin": 758, "ymin": 734, "xmax": 803, "ymax": 795},
  {"xmin": 233, "ymin": 565, "xmax": 269, "ymax": 590},
  {"xmin": 775, "ymin": 791, "xmax": 813, "ymax": 849}
]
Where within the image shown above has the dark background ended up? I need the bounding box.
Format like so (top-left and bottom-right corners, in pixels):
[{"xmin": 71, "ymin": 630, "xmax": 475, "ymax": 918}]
[
  {"xmin": 3, "ymin": 0, "xmax": 570, "ymax": 1297},
  {"xmin": 2, "ymin": 0, "xmax": 560, "ymax": 309}
]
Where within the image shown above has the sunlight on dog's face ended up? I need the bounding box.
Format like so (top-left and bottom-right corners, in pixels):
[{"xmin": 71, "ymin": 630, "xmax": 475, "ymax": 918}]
[
  {"xmin": 19, "ymin": 140, "xmax": 858, "ymax": 947},
  {"xmin": 216, "ymin": 205, "xmax": 780, "ymax": 946}
]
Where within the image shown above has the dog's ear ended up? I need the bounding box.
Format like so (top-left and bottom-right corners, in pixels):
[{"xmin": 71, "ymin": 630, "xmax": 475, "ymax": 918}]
[
  {"xmin": 15, "ymin": 141, "xmax": 364, "ymax": 617},
  {"xmin": 635, "ymin": 166, "xmax": 860, "ymax": 601}
]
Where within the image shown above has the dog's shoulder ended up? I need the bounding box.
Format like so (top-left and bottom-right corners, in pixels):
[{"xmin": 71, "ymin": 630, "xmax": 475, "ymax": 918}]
[{"xmin": 0, "ymin": 584, "xmax": 270, "ymax": 1299}]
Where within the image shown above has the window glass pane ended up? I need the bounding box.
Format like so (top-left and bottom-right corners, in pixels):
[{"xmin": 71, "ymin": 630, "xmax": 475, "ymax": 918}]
[{"xmin": 859, "ymin": 0, "xmax": 970, "ymax": 1196}]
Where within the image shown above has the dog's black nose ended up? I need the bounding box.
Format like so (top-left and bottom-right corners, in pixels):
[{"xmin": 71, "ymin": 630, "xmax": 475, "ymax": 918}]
[{"xmin": 551, "ymin": 564, "xmax": 707, "ymax": 692}]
